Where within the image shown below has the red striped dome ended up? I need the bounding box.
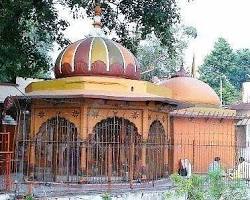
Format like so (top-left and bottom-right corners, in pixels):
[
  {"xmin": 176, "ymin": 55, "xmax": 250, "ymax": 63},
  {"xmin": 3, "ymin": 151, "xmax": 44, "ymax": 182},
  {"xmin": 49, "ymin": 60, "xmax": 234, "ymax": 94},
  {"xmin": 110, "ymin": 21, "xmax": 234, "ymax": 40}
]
[{"xmin": 54, "ymin": 37, "xmax": 140, "ymax": 80}]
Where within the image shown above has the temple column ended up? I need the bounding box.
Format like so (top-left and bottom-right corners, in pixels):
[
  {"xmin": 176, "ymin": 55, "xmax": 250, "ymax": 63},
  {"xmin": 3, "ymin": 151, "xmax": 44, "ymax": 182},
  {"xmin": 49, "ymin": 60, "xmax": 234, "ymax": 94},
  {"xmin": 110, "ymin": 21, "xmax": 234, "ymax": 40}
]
[
  {"xmin": 164, "ymin": 139, "xmax": 169, "ymax": 176},
  {"xmin": 140, "ymin": 139, "xmax": 147, "ymax": 180},
  {"xmin": 168, "ymin": 115, "xmax": 174, "ymax": 174},
  {"xmin": 120, "ymin": 123, "xmax": 126, "ymax": 177},
  {"xmin": 164, "ymin": 113, "xmax": 169, "ymax": 176},
  {"xmin": 86, "ymin": 134, "xmax": 93, "ymax": 177},
  {"xmin": 80, "ymin": 104, "xmax": 88, "ymax": 181},
  {"xmin": 108, "ymin": 144, "xmax": 112, "ymax": 183},
  {"xmin": 141, "ymin": 143, "xmax": 146, "ymax": 167},
  {"xmin": 80, "ymin": 142, "xmax": 87, "ymax": 175},
  {"xmin": 141, "ymin": 107, "xmax": 149, "ymax": 180},
  {"xmin": 29, "ymin": 143, "xmax": 35, "ymax": 179},
  {"xmin": 28, "ymin": 107, "xmax": 36, "ymax": 180},
  {"xmin": 129, "ymin": 142, "xmax": 134, "ymax": 188}
]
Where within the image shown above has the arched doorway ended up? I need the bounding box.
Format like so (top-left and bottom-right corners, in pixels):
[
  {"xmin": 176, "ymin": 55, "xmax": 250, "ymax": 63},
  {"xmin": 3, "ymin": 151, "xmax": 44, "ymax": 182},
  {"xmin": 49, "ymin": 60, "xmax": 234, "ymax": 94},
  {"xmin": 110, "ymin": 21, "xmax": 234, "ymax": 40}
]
[
  {"xmin": 147, "ymin": 120, "xmax": 166, "ymax": 180},
  {"xmin": 34, "ymin": 117, "xmax": 80, "ymax": 182},
  {"xmin": 89, "ymin": 117, "xmax": 142, "ymax": 182}
]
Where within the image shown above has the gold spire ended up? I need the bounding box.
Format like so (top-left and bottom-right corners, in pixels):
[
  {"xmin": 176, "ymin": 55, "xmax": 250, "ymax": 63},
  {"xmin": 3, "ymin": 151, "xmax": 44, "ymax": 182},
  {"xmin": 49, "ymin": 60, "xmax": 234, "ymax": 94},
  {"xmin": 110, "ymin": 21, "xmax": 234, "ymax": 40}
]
[
  {"xmin": 172, "ymin": 63, "xmax": 189, "ymax": 78},
  {"xmin": 191, "ymin": 53, "xmax": 196, "ymax": 78},
  {"xmin": 89, "ymin": 2, "xmax": 105, "ymax": 37},
  {"xmin": 93, "ymin": 4, "xmax": 102, "ymax": 28}
]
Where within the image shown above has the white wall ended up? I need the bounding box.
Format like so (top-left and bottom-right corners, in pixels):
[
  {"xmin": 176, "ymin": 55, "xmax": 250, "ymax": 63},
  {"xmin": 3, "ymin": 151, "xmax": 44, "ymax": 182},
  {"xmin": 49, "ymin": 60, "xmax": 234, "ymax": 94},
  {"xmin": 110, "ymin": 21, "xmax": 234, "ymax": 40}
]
[
  {"xmin": 16, "ymin": 77, "xmax": 41, "ymax": 93},
  {"xmin": 0, "ymin": 77, "xmax": 42, "ymax": 103},
  {"xmin": 243, "ymin": 82, "xmax": 250, "ymax": 103},
  {"xmin": 0, "ymin": 85, "xmax": 22, "ymax": 103}
]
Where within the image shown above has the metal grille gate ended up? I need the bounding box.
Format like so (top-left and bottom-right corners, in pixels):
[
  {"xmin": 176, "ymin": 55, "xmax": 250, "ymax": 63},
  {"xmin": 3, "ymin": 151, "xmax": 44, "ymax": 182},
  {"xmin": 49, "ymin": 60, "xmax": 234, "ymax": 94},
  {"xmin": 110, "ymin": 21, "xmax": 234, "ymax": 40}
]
[
  {"xmin": 15, "ymin": 116, "xmax": 169, "ymax": 185},
  {"xmin": 33, "ymin": 117, "xmax": 80, "ymax": 182},
  {"xmin": 88, "ymin": 117, "xmax": 142, "ymax": 183},
  {"xmin": 0, "ymin": 132, "xmax": 13, "ymax": 191},
  {"xmin": 147, "ymin": 120, "xmax": 166, "ymax": 180}
]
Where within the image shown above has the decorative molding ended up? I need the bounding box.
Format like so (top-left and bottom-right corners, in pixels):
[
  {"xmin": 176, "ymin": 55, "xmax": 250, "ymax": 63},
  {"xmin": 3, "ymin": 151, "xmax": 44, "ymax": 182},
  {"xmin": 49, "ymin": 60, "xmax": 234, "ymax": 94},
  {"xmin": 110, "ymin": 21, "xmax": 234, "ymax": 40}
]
[
  {"xmin": 38, "ymin": 111, "xmax": 45, "ymax": 118},
  {"xmin": 157, "ymin": 104, "xmax": 176, "ymax": 113},
  {"xmin": 110, "ymin": 101, "xmax": 130, "ymax": 107},
  {"xmin": 131, "ymin": 111, "xmax": 139, "ymax": 119},
  {"xmin": 88, "ymin": 108, "xmax": 99, "ymax": 118},
  {"xmin": 148, "ymin": 114, "xmax": 152, "ymax": 120},
  {"xmin": 162, "ymin": 116, "xmax": 165, "ymax": 122},
  {"xmin": 72, "ymin": 110, "xmax": 80, "ymax": 117},
  {"xmin": 113, "ymin": 110, "xmax": 118, "ymax": 116}
]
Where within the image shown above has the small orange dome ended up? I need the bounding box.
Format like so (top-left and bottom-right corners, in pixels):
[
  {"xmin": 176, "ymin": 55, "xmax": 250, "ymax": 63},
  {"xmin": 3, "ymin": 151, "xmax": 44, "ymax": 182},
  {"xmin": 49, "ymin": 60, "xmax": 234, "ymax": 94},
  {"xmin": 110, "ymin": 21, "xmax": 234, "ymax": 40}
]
[{"xmin": 159, "ymin": 75, "xmax": 220, "ymax": 107}]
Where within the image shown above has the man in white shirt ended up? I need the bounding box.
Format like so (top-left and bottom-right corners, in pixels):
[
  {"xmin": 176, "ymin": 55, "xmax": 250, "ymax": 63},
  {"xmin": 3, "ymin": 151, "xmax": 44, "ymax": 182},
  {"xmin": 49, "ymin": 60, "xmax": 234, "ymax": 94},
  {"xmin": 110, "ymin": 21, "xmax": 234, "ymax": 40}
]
[
  {"xmin": 208, "ymin": 157, "xmax": 222, "ymax": 173},
  {"xmin": 233, "ymin": 157, "xmax": 250, "ymax": 180},
  {"xmin": 184, "ymin": 159, "xmax": 192, "ymax": 178},
  {"xmin": 178, "ymin": 159, "xmax": 192, "ymax": 178}
]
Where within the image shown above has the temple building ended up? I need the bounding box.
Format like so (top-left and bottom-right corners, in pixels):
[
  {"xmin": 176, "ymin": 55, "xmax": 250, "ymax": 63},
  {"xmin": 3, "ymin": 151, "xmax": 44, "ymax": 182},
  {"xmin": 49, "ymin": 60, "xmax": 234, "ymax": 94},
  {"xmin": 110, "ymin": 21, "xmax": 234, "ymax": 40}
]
[
  {"xmin": 18, "ymin": 31, "xmax": 184, "ymax": 183},
  {"xmin": 14, "ymin": 52, "xmax": 236, "ymax": 182},
  {"xmin": 159, "ymin": 67, "xmax": 236, "ymax": 173},
  {"xmin": 0, "ymin": 5, "xmax": 238, "ymax": 188}
]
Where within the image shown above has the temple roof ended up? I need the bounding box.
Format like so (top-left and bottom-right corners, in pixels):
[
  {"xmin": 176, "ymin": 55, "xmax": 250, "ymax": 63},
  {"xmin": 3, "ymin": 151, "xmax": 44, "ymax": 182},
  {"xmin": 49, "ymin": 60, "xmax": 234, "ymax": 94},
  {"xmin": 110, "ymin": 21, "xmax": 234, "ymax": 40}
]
[
  {"xmin": 54, "ymin": 37, "xmax": 140, "ymax": 80},
  {"xmin": 24, "ymin": 76, "xmax": 188, "ymax": 107},
  {"xmin": 230, "ymin": 102, "xmax": 250, "ymax": 110},
  {"xmin": 170, "ymin": 106, "xmax": 236, "ymax": 119},
  {"xmin": 159, "ymin": 67, "xmax": 220, "ymax": 107}
]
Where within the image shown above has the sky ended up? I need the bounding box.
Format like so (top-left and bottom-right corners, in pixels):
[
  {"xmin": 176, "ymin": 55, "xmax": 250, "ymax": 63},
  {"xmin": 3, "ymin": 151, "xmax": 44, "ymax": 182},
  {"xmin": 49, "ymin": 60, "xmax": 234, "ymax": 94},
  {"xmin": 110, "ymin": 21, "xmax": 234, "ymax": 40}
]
[
  {"xmin": 181, "ymin": 0, "xmax": 250, "ymax": 66},
  {"xmin": 53, "ymin": 0, "xmax": 250, "ymax": 67}
]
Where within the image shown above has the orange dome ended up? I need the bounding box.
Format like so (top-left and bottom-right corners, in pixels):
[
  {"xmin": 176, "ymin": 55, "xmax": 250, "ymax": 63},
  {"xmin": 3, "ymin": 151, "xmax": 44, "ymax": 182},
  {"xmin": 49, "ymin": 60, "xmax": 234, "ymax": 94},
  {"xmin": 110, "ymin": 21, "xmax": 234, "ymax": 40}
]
[{"xmin": 160, "ymin": 76, "xmax": 220, "ymax": 106}]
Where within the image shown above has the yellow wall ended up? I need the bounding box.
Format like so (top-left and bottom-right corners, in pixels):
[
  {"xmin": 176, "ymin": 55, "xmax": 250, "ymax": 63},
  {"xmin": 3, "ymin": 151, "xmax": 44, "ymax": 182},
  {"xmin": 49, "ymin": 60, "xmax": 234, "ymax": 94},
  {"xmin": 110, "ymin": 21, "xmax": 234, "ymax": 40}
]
[{"xmin": 25, "ymin": 76, "xmax": 172, "ymax": 98}]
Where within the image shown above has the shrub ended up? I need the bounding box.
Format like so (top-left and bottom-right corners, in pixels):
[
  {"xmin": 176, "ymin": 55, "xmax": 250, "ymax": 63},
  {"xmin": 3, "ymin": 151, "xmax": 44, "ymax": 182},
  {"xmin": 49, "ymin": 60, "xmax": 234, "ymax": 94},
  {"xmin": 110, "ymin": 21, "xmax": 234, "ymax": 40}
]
[
  {"xmin": 25, "ymin": 195, "xmax": 34, "ymax": 200},
  {"xmin": 165, "ymin": 170, "xmax": 248, "ymax": 200},
  {"xmin": 101, "ymin": 192, "xmax": 112, "ymax": 200},
  {"xmin": 220, "ymin": 180, "xmax": 248, "ymax": 200},
  {"xmin": 168, "ymin": 173, "xmax": 205, "ymax": 200},
  {"xmin": 206, "ymin": 169, "xmax": 226, "ymax": 199}
]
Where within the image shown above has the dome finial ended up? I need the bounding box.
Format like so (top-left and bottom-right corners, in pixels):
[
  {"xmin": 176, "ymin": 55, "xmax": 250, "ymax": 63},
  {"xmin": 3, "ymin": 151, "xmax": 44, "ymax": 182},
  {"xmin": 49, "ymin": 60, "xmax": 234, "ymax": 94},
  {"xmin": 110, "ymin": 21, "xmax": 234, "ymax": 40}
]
[
  {"xmin": 191, "ymin": 53, "xmax": 196, "ymax": 78},
  {"xmin": 89, "ymin": 2, "xmax": 105, "ymax": 37},
  {"xmin": 93, "ymin": 3, "xmax": 102, "ymax": 29},
  {"xmin": 172, "ymin": 63, "xmax": 189, "ymax": 78}
]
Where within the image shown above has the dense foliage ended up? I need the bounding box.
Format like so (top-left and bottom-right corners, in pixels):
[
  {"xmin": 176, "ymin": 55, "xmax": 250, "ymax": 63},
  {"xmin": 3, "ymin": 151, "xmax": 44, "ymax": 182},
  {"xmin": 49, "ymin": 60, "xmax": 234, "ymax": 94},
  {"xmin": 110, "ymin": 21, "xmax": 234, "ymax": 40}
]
[
  {"xmin": 165, "ymin": 170, "xmax": 248, "ymax": 200},
  {"xmin": 138, "ymin": 25, "xmax": 197, "ymax": 81},
  {"xmin": 0, "ymin": 0, "xmax": 69, "ymax": 82},
  {"xmin": 69, "ymin": 0, "xmax": 180, "ymax": 55},
  {"xmin": 0, "ymin": 0, "xmax": 181, "ymax": 82},
  {"xmin": 199, "ymin": 38, "xmax": 250, "ymax": 105}
]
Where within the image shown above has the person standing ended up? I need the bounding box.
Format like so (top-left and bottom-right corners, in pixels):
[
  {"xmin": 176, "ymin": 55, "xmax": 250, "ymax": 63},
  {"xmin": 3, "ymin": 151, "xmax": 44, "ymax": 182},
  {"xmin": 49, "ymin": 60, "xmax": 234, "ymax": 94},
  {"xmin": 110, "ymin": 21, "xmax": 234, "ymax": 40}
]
[
  {"xmin": 178, "ymin": 159, "xmax": 192, "ymax": 178},
  {"xmin": 184, "ymin": 159, "xmax": 192, "ymax": 178},
  {"xmin": 233, "ymin": 157, "xmax": 250, "ymax": 180},
  {"xmin": 208, "ymin": 157, "xmax": 222, "ymax": 173}
]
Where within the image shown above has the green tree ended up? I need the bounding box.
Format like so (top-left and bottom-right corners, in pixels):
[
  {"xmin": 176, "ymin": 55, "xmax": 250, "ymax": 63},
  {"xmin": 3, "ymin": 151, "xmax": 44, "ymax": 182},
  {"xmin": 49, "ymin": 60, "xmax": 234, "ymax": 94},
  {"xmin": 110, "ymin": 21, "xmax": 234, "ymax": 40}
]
[
  {"xmin": 71, "ymin": 0, "xmax": 180, "ymax": 55},
  {"xmin": 0, "ymin": 0, "xmax": 181, "ymax": 82},
  {"xmin": 0, "ymin": 0, "xmax": 69, "ymax": 82},
  {"xmin": 199, "ymin": 38, "xmax": 240, "ymax": 105},
  {"xmin": 138, "ymin": 25, "xmax": 197, "ymax": 81},
  {"xmin": 232, "ymin": 49, "xmax": 250, "ymax": 89}
]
